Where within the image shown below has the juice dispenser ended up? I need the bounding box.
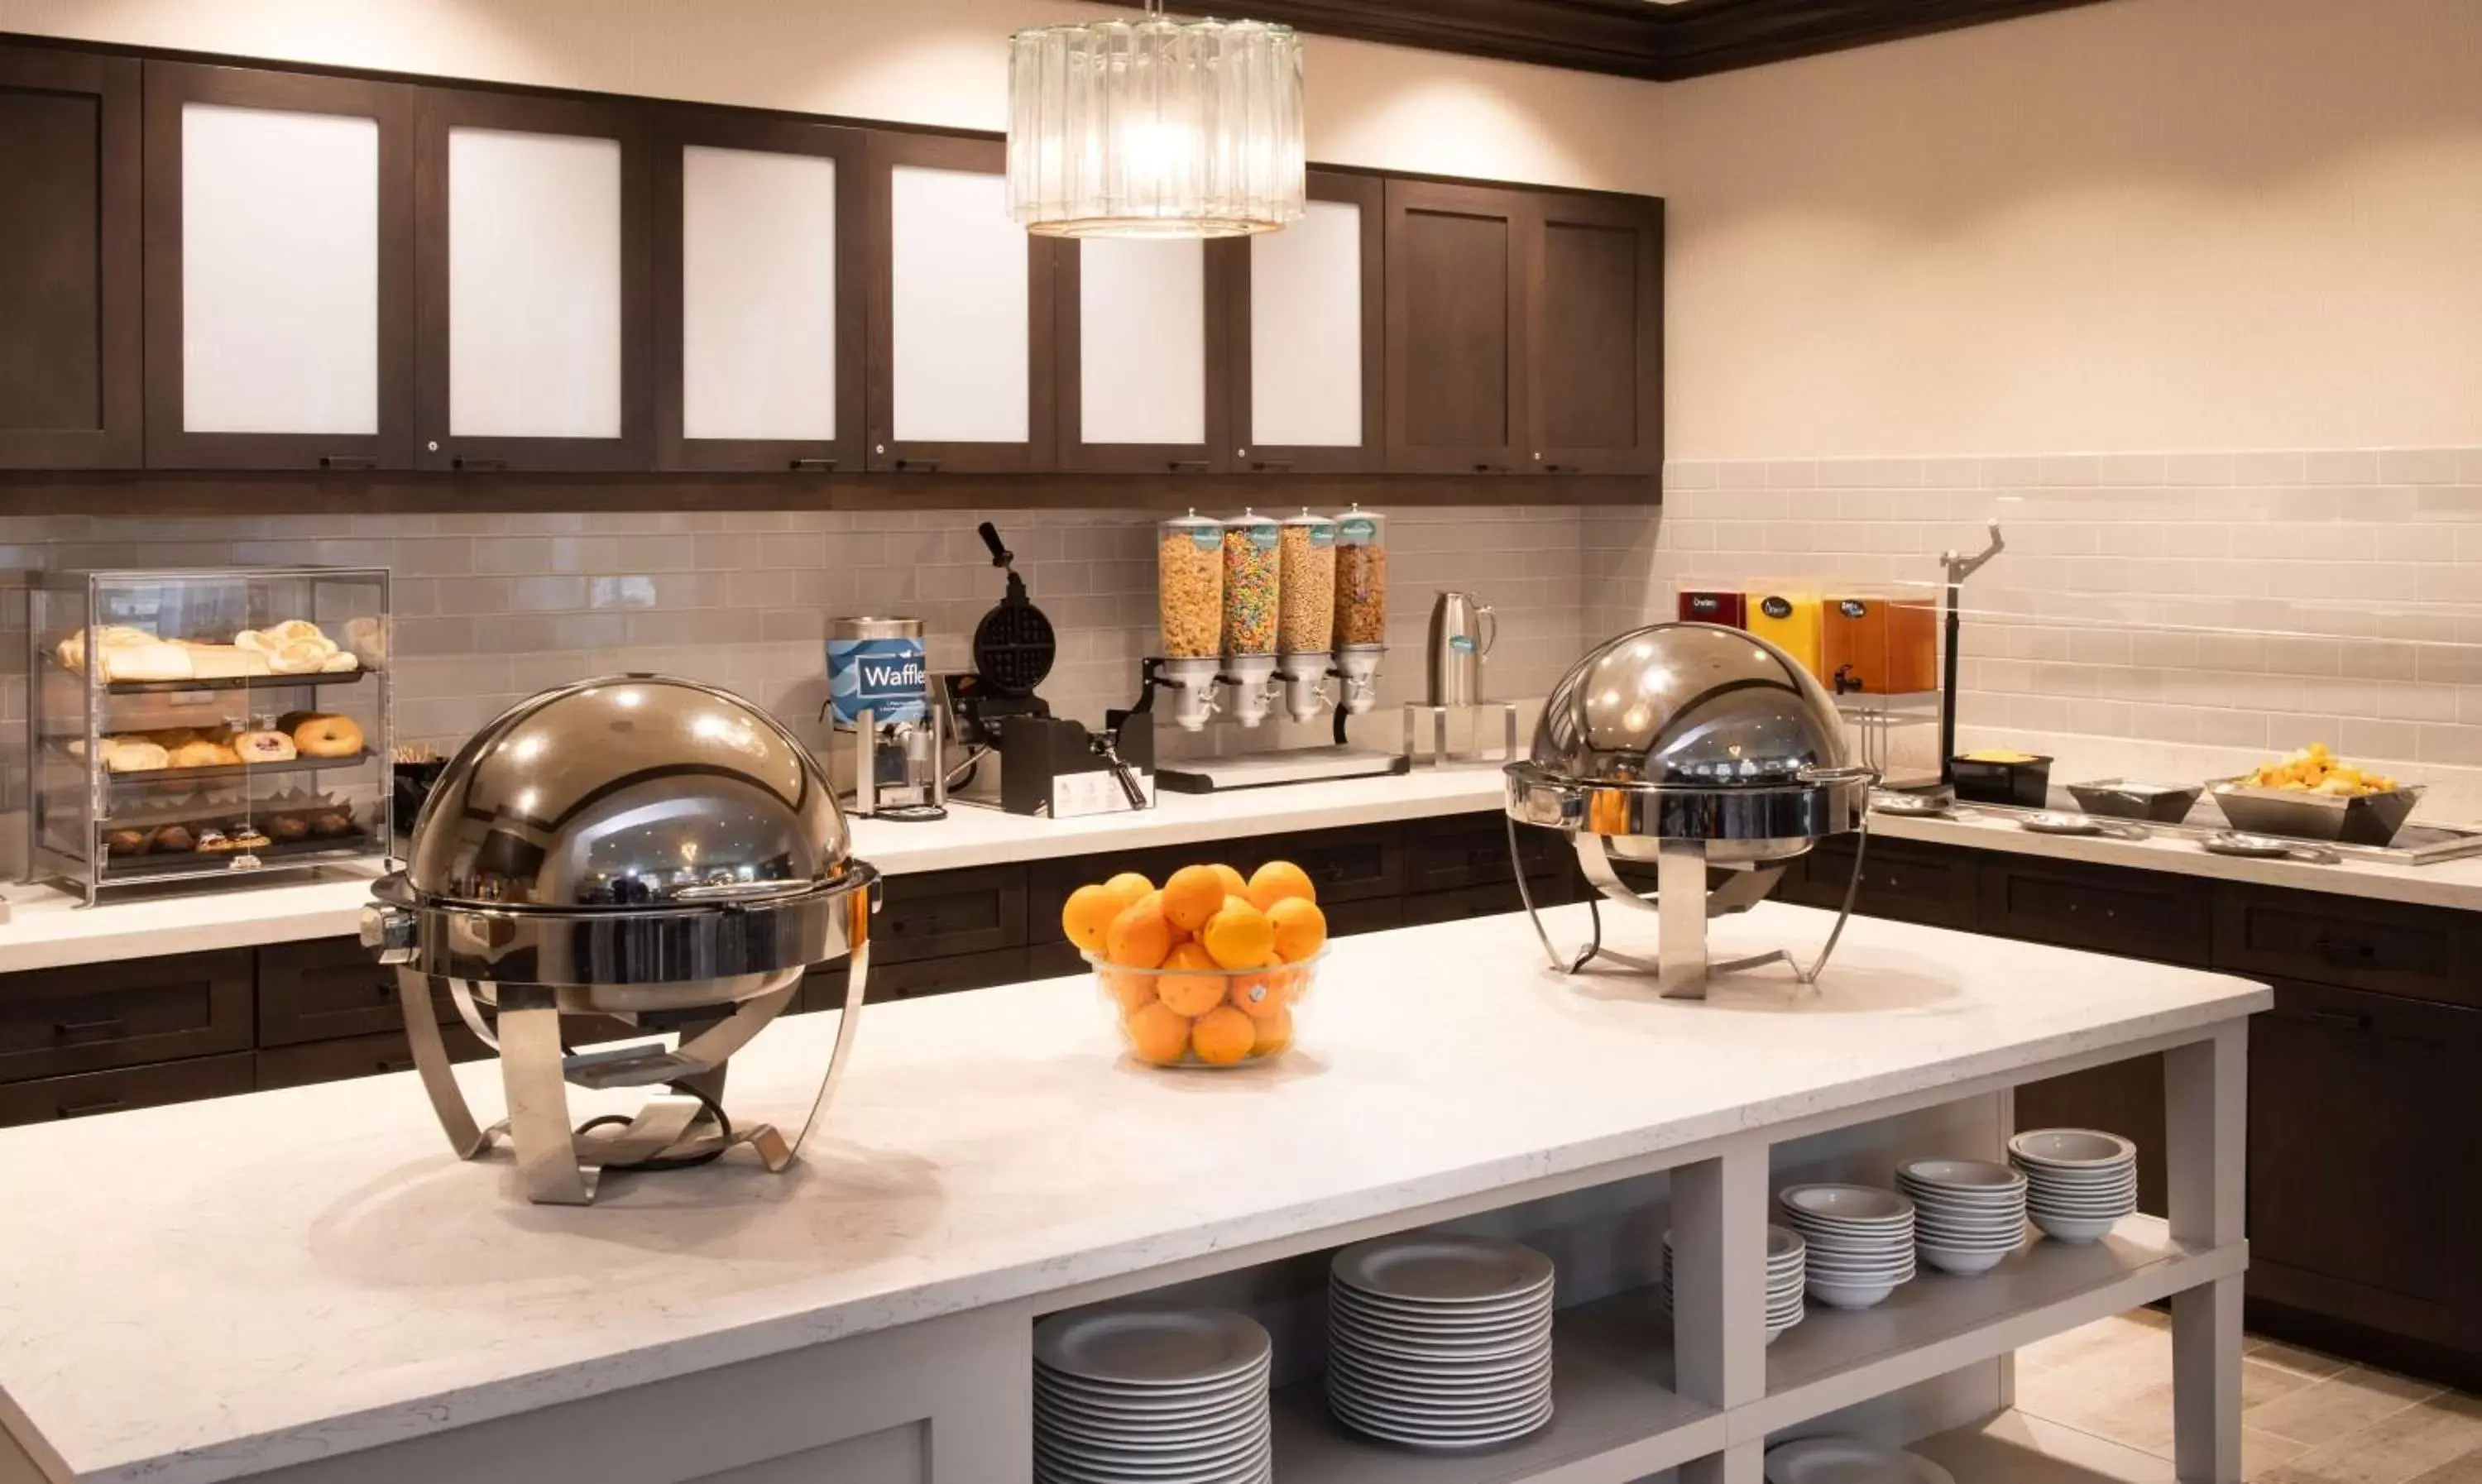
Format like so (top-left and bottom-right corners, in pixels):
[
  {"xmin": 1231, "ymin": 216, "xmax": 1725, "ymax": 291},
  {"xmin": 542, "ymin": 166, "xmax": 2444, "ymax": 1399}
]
[
  {"xmin": 1677, "ymin": 590, "xmax": 1747, "ymax": 628},
  {"xmin": 1821, "ymin": 594, "xmax": 1890, "ymax": 695},
  {"xmin": 1745, "ymin": 587, "xmax": 1824, "ymax": 680}
]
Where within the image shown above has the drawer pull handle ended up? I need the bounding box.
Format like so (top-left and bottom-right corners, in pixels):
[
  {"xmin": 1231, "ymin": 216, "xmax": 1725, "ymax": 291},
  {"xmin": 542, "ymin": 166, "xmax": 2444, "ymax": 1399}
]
[
  {"xmin": 1250, "ymin": 459, "xmax": 1295, "ymax": 472},
  {"xmin": 319, "ymin": 455, "xmax": 377, "ymax": 471},
  {"xmin": 451, "ymin": 456, "xmax": 507, "ymax": 472},
  {"xmin": 54, "ymin": 1017, "xmax": 127, "ymax": 1042},
  {"xmin": 377, "ymin": 1056, "xmax": 417, "ymax": 1075},
  {"xmin": 787, "ymin": 457, "xmax": 837, "ymax": 472},
  {"xmin": 894, "ymin": 457, "xmax": 942, "ymax": 473},
  {"xmin": 2312, "ymin": 937, "xmax": 2376, "ymax": 962},
  {"xmin": 57, "ymin": 1097, "xmax": 124, "ymax": 1119},
  {"xmin": 2306, "ymin": 1008, "xmax": 2374, "ymax": 1031},
  {"xmin": 1167, "ymin": 460, "xmax": 1211, "ymax": 474}
]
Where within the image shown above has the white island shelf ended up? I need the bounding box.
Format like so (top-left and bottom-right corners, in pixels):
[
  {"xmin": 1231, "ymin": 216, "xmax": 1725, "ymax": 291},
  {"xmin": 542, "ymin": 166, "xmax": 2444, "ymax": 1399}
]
[{"xmin": 0, "ymin": 901, "xmax": 2265, "ymax": 1484}]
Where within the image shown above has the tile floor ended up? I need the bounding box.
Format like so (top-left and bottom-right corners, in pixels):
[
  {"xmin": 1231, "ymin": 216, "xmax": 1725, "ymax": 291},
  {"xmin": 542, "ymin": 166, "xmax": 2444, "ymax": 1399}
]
[{"xmin": 2015, "ymin": 1309, "xmax": 2482, "ymax": 1482}]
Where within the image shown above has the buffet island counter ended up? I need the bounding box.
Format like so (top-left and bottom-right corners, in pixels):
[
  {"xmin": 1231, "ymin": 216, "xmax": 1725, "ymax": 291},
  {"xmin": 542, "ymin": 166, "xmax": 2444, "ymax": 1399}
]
[
  {"xmin": 0, "ymin": 902, "xmax": 2264, "ymax": 1484},
  {"xmin": 14, "ymin": 761, "xmax": 2482, "ymax": 977}
]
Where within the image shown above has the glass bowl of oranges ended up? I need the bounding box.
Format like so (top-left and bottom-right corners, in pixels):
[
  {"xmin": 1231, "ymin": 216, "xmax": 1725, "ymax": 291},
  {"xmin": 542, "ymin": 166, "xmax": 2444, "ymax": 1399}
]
[{"xmin": 1061, "ymin": 859, "xmax": 1330, "ymax": 1069}]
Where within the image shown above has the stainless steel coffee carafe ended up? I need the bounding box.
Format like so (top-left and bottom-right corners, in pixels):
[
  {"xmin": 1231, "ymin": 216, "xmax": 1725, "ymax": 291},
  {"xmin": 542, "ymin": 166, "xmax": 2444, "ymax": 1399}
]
[{"xmin": 1425, "ymin": 591, "xmax": 1497, "ymax": 706}]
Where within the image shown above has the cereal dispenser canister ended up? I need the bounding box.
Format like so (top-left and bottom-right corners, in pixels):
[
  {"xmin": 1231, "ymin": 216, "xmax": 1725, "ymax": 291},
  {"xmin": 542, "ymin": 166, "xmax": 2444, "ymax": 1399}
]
[
  {"xmin": 1274, "ymin": 509, "xmax": 1339, "ymax": 723},
  {"xmin": 1329, "ymin": 505, "xmax": 1387, "ymax": 716},
  {"xmin": 1154, "ymin": 511, "xmax": 1225, "ymax": 731},
  {"xmin": 1220, "ymin": 510, "xmax": 1282, "ymax": 729}
]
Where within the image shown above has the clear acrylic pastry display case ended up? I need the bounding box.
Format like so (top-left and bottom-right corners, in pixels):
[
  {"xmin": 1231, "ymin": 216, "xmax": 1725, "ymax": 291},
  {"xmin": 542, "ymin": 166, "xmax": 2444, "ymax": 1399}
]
[{"xmin": 26, "ymin": 567, "xmax": 393, "ymax": 904}]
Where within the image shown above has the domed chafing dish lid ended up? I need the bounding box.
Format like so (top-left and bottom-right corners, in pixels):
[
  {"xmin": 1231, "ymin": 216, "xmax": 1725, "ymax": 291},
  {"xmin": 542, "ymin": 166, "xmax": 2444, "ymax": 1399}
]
[
  {"xmin": 1506, "ymin": 623, "xmax": 1871, "ymax": 844},
  {"xmin": 405, "ymin": 674, "xmax": 852, "ymax": 909}
]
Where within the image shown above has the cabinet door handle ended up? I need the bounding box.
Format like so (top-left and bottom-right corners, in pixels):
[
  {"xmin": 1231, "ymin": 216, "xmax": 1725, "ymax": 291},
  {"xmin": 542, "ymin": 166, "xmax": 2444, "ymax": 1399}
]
[
  {"xmin": 319, "ymin": 455, "xmax": 377, "ymax": 471},
  {"xmin": 894, "ymin": 457, "xmax": 942, "ymax": 473},
  {"xmin": 452, "ymin": 457, "xmax": 507, "ymax": 472},
  {"xmin": 1250, "ymin": 459, "xmax": 1295, "ymax": 472},
  {"xmin": 787, "ymin": 457, "xmax": 837, "ymax": 472},
  {"xmin": 1471, "ymin": 462, "xmax": 1512, "ymax": 475},
  {"xmin": 1167, "ymin": 459, "xmax": 1211, "ymax": 473},
  {"xmin": 2312, "ymin": 937, "xmax": 2376, "ymax": 962},
  {"xmin": 56, "ymin": 1097, "xmax": 124, "ymax": 1119},
  {"xmin": 377, "ymin": 1056, "xmax": 417, "ymax": 1075},
  {"xmin": 2305, "ymin": 1008, "xmax": 2374, "ymax": 1031},
  {"xmin": 54, "ymin": 1017, "xmax": 126, "ymax": 1042},
  {"xmin": 1544, "ymin": 462, "xmax": 1584, "ymax": 475}
]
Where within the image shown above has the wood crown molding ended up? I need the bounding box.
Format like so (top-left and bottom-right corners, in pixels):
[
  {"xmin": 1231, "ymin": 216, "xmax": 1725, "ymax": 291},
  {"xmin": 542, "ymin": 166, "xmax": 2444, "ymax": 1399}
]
[{"xmin": 1104, "ymin": 0, "xmax": 2115, "ymax": 81}]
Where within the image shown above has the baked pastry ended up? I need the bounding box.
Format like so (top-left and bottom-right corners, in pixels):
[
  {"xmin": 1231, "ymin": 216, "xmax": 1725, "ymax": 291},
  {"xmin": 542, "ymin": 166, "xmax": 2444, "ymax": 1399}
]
[
  {"xmin": 310, "ymin": 810, "xmax": 354, "ymax": 836},
  {"xmin": 105, "ymin": 740, "xmax": 170, "ymax": 773},
  {"xmin": 268, "ymin": 639, "xmax": 333, "ymax": 675},
  {"xmin": 186, "ymin": 645, "xmax": 274, "ymax": 680},
  {"xmin": 269, "ymin": 620, "xmax": 327, "ymax": 645},
  {"xmin": 235, "ymin": 730, "xmax": 298, "ymax": 764},
  {"xmin": 291, "ymin": 714, "xmax": 365, "ymax": 758},
  {"xmin": 228, "ymin": 827, "xmax": 271, "ymax": 852},
  {"xmin": 345, "ymin": 615, "xmax": 387, "ymax": 667},
  {"xmin": 194, "ymin": 828, "xmax": 236, "ymax": 853},
  {"xmin": 153, "ymin": 824, "xmax": 195, "ymax": 853},
  {"xmin": 104, "ymin": 828, "xmax": 150, "ymax": 856},
  {"xmin": 319, "ymin": 650, "xmax": 361, "ymax": 673},
  {"xmin": 266, "ymin": 814, "xmax": 309, "ymax": 842},
  {"xmin": 170, "ymin": 740, "xmax": 229, "ymax": 768},
  {"xmin": 98, "ymin": 642, "xmax": 195, "ymax": 683}
]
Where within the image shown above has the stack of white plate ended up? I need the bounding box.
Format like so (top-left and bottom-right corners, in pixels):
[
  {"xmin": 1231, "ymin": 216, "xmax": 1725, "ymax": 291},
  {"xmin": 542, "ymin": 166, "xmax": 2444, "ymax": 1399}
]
[
  {"xmin": 1658, "ymin": 1225, "xmax": 1807, "ymax": 1343},
  {"xmin": 1778, "ymin": 1185, "xmax": 1916, "ymax": 1309},
  {"xmin": 1325, "ymin": 1233, "xmax": 1555, "ymax": 1449},
  {"xmin": 2010, "ymin": 1128, "xmax": 2139, "ymax": 1243},
  {"xmin": 1034, "ymin": 1309, "xmax": 1272, "ymax": 1484},
  {"xmin": 1895, "ymin": 1157, "xmax": 2029, "ymax": 1276}
]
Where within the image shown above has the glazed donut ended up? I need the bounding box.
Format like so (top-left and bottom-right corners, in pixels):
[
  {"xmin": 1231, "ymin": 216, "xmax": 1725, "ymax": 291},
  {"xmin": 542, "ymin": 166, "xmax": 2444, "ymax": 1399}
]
[
  {"xmin": 170, "ymin": 740, "xmax": 229, "ymax": 768},
  {"xmin": 291, "ymin": 714, "xmax": 364, "ymax": 759},
  {"xmin": 235, "ymin": 730, "xmax": 297, "ymax": 764},
  {"xmin": 105, "ymin": 741, "xmax": 170, "ymax": 773}
]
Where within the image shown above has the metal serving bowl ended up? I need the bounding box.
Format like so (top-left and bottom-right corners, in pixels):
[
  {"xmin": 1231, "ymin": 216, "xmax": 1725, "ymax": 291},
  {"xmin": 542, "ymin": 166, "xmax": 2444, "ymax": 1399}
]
[{"xmin": 1506, "ymin": 621, "xmax": 1871, "ymax": 865}]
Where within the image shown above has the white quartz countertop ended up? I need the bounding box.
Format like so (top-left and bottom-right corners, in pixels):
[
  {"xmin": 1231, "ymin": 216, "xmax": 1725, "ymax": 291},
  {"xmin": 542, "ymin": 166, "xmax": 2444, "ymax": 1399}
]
[
  {"xmin": 0, "ymin": 766, "xmax": 1512, "ymax": 974},
  {"xmin": 0, "ymin": 902, "xmax": 2267, "ymax": 1484}
]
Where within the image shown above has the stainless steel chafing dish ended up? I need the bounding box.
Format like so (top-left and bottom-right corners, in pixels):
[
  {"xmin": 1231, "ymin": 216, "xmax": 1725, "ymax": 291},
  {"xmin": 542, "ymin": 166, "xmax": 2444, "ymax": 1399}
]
[
  {"xmin": 362, "ymin": 675, "xmax": 878, "ymax": 1205},
  {"xmin": 1506, "ymin": 623, "xmax": 1875, "ymax": 998}
]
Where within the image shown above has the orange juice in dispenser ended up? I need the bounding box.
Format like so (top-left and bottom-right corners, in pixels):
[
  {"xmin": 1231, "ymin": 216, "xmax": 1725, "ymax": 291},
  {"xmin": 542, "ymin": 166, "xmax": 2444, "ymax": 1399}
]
[{"xmin": 1745, "ymin": 588, "xmax": 1825, "ymax": 680}]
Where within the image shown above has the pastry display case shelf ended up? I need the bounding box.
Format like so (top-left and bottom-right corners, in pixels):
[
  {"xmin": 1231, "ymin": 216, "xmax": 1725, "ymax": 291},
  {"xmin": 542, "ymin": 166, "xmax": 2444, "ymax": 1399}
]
[
  {"xmin": 44, "ymin": 657, "xmax": 375, "ymax": 697},
  {"xmin": 78, "ymin": 749, "xmax": 377, "ymax": 788},
  {"xmin": 99, "ymin": 834, "xmax": 377, "ymax": 883}
]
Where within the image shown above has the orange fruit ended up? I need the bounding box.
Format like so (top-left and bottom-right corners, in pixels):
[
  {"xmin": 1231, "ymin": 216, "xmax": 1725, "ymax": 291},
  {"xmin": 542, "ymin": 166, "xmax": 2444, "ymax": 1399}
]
[
  {"xmin": 1133, "ymin": 888, "xmax": 1188, "ymax": 945},
  {"xmin": 1267, "ymin": 896, "xmax": 1328, "ymax": 964},
  {"xmin": 1157, "ymin": 941, "xmax": 1227, "ymax": 1016},
  {"xmin": 1104, "ymin": 895, "xmax": 1175, "ymax": 969},
  {"xmin": 1208, "ymin": 863, "xmax": 1248, "ymax": 898},
  {"xmin": 1124, "ymin": 1001, "xmax": 1191, "ymax": 1065},
  {"xmin": 1247, "ymin": 859, "xmax": 1317, "ymax": 912},
  {"xmin": 1249, "ymin": 1004, "xmax": 1294, "ymax": 1057},
  {"xmin": 1190, "ymin": 1005, "xmax": 1255, "ymax": 1065},
  {"xmin": 1104, "ymin": 967, "xmax": 1158, "ymax": 1014},
  {"xmin": 1200, "ymin": 898, "xmax": 1274, "ymax": 970},
  {"xmin": 1061, "ymin": 883, "xmax": 1125, "ymax": 956},
  {"xmin": 1161, "ymin": 865, "xmax": 1227, "ymax": 934},
  {"xmin": 1101, "ymin": 871, "xmax": 1153, "ymax": 911},
  {"xmin": 1228, "ymin": 956, "xmax": 1287, "ymax": 1020}
]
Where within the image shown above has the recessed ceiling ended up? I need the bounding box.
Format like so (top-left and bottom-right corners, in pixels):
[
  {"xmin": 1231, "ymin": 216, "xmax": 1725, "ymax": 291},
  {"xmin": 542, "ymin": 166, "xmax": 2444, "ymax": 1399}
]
[{"xmin": 1110, "ymin": 1, "xmax": 2115, "ymax": 82}]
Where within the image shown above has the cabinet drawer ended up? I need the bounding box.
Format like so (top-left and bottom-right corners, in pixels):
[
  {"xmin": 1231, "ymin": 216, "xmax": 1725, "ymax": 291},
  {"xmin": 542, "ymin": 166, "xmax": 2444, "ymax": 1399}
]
[
  {"xmin": 256, "ymin": 1023, "xmax": 491, "ymax": 1090},
  {"xmin": 875, "ymin": 865, "xmax": 1028, "ymax": 965},
  {"xmin": 2214, "ymin": 885, "xmax": 2469, "ymax": 1006},
  {"xmin": 259, "ymin": 936, "xmax": 453, "ymax": 1046},
  {"xmin": 1243, "ymin": 826, "xmax": 1402, "ymax": 905},
  {"xmin": 0, "ymin": 1051, "xmax": 256, "ymax": 1127},
  {"xmin": 1796, "ymin": 836, "xmax": 1976, "ymax": 930},
  {"xmin": 1404, "ymin": 812, "xmax": 1567, "ymax": 894},
  {"xmin": 0, "ymin": 949, "xmax": 253, "ymax": 1084},
  {"xmin": 1401, "ymin": 880, "xmax": 1541, "ymax": 927},
  {"xmin": 1981, "ymin": 858, "xmax": 2211, "ymax": 967},
  {"xmin": 805, "ymin": 947, "xmax": 1031, "ymax": 1008},
  {"xmin": 1322, "ymin": 894, "xmax": 1403, "ymax": 938}
]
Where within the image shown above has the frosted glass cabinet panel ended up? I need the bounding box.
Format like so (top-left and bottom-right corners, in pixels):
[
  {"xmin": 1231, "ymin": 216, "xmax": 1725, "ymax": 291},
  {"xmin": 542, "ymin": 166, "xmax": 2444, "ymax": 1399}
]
[
  {"xmin": 142, "ymin": 63, "xmax": 411, "ymax": 469},
  {"xmin": 889, "ymin": 165, "xmax": 1027, "ymax": 444},
  {"xmin": 1077, "ymin": 237, "xmax": 1205, "ymax": 447},
  {"xmin": 682, "ymin": 146, "xmax": 836, "ymax": 442},
  {"xmin": 1249, "ymin": 200, "xmax": 1362, "ymax": 448},
  {"xmin": 181, "ymin": 105, "xmax": 380, "ymax": 435},
  {"xmin": 864, "ymin": 132, "xmax": 1052, "ymax": 472},
  {"xmin": 447, "ymin": 128, "xmax": 621, "ymax": 438},
  {"xmin": 416, "ymin": 88, "xmax": 649, "ymax": 471},
  {"xmin": 1229, "ymin": 172, "xmax": 1382, "ymax": 475}
]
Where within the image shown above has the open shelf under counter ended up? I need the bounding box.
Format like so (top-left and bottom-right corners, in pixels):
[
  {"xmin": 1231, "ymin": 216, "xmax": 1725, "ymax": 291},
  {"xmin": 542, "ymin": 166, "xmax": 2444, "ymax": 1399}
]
[
  {"xmin": 1751, "ymin": 1216, "xmax": 2245, "ymax": 1438},
  {"xmin": 1268, "ymin": 1290, "xmax": 1723, "ymax": 1484},
  {"xmin": 1904, "ymin": 1407, "xmax": 2179, "ymax": 1482}
]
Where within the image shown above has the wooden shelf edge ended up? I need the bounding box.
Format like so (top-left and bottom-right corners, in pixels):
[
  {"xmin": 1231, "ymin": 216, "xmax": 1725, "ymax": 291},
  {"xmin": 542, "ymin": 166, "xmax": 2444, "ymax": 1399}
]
[{"xmin": 1740, "ymin": 1218, "xmax": 2245, "ymax": 1441}]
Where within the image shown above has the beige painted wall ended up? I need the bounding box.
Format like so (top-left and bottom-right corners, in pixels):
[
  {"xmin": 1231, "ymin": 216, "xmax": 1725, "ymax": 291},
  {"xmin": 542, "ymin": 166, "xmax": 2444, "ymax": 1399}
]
[
  {"xmin": 0, "ymin": 0, "xmax": 1665, "ymax": 194},
  {"xmin": 1661, "ymin": 0, "xmax": 2482, "ymax": 458}
]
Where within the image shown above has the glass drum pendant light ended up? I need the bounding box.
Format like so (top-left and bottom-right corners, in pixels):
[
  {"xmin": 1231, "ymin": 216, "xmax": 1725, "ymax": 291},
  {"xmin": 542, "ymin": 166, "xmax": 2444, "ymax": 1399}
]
[{"xmin": 1008, "ymin": 3, "xmax": 1306, "ymax": 238}]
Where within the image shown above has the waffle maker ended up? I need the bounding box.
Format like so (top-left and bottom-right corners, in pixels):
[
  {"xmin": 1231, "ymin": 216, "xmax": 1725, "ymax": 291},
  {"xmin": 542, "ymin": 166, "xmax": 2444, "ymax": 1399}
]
[{"xmin": 945, "ymin": 523, "xmax": 1153, "ymax": 816}]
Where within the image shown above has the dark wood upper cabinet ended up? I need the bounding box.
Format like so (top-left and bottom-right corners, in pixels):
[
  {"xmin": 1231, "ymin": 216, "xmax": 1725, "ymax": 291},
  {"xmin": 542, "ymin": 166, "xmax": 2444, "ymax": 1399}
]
[
  {"xmin": 1228, "ymin": 170, "xmax": 1384, "ymax": 476},
  {"xmin": 861, "ymin": 131, "xmax": 1056, "ymax": 474},
  {"xmin": 0, "ymin": 45, "xmax": 141, "ymax": 469},
  {"xmin": 142, "ymin": 63, "xmax": 414, "ymax": 471},
  {"xmin": 1528, "ymin": 192, "xmax": 1661, "ymax": 476},
  {"xmin": 1056, "ymin": 235, "xmax": 1234, "ymax": 474},
  {"xmin": 414, "ymin": 87, "xmax": 654, "ymax": 472},
  {"xmin": 653, "ymin": 110, "xmax": 865, "ymax": 474},
  {"xmin": 1382, "ymin": 178, "xmax": 1528, "ymax": 476}
]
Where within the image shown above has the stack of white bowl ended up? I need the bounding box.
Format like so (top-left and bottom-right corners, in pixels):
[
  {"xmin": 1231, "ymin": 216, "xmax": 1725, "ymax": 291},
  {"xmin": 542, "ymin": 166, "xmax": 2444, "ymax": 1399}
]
[
  {"xmin": 1895, "ymin": 1157, "xmax": 2029, "ymax": 1276},
  {"xmin": 1658, "ymin": 1225, "xmax": 1808, "ymax": 1343},
  {"xmin": 1325, "ymin": 1233, "xmax": 1555, "ymax": 1449},
  {"xmin": 2010, "ymin": 1128, "xmax": 2139, "ymax": 1243},
  {"xmin": 1777, "ymin": 1185, "xmax": 1916, "ymax": 1309},
  {"xmin": 1034, "ymin": 1309, "xmax": 1272, "ymax": 1484}
]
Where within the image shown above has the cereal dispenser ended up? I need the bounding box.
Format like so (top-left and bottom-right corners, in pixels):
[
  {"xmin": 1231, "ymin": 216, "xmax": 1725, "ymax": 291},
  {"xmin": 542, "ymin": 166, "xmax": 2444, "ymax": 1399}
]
[
  {"xmin": 1219, "ymin": 510, "xmax": 1282, "ymax": 729},
  {"xmin": 1152, "ymin": 511, "xmax": 1225, "ymax": 731},
  {"xmin": 1273, "ymin": 509, "xmax": 1339, "ymax": 722}
]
